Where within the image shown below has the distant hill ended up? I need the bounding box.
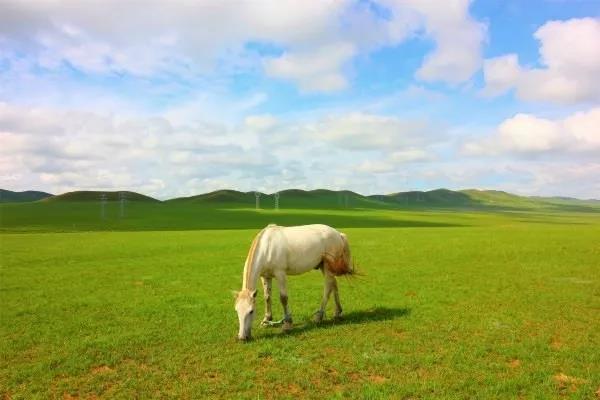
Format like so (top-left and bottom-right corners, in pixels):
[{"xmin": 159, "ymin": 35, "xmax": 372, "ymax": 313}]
[
  {"xmin": 166, "ymin": 189, "xmax": 258, "ymax": 204},
  {"xmin": 121, "ymin": 187, "xmax": 600, "ymax": 211},
  {"xmin": 4, "ymin": 187, "xmax": 598, "ymax": 211},
  {"xmin": 0, "ymin": 189, "xmax": 53, "ymax": 203},
  {"xmin": 463, "ymin": 189, "xmax": 599, "ymax": 210},
  {"xmin": 276, "ymin": 189, "xmax": 384, "ymax": 208},
  {"xmin": 44, "ymin": 190, "xmax": 160, "ymax": 202},
  {"xmin": 168, "ymin": 188, "xmax": 389, "ymax": 209},
  {"xmin": 370, "ymin": 188, "xmax": 473, "ymax": 206}
]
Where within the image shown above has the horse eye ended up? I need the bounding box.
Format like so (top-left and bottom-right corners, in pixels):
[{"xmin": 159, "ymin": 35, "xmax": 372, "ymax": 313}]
[{"xmin": 249, "ymin": 310, "xmax": 254, "ymax": 314}]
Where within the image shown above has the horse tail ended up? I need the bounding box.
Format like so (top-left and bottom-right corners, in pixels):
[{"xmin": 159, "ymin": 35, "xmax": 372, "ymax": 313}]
[
  {"xmin": 340, "ymin": 232, "xmax": 353, "ymax": 275},
  {"xmin": 323, "ymin": 232, "xmax": 354, "ymax": 276}
]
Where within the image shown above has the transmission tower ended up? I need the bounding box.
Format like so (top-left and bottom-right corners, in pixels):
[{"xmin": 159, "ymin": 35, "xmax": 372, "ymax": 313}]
[
  {"xmin": 119, "ymin": 191, "xmax": 126, "ymax": 218},
  {"xmin": 274, "ymin": 192, "xmax": 280, "ymax": 210},
  {"xmin": 100, "ymin": 193, "xmax": 107, "ymax": 219},
  {"xmin": 255, "ymin": 191, "xmax": 261, "ymax": 210}
]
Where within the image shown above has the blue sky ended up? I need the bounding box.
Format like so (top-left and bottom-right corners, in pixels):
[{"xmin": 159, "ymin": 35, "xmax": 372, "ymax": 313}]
[{"xmin": 0, "ymin": 0, "xmax": 599, "ymax": 199}]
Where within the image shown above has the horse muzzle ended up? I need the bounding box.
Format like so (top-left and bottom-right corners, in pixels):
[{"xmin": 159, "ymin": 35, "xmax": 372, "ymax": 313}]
[{"xmin": 238, "ymin": 334, "xmax": 251, "ymax": 341}]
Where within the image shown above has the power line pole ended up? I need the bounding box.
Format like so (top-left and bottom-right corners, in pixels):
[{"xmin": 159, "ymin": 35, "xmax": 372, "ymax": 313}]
[
  {"xmin": 100, "ymin": 193, "xmax": 107, "ymax": 219},
  {"xmin": 255, "ymin": 191, "xmax": 261, "ymax": 210},
  {"xmin": 119, "ymin": 191, "xmax": 126, "ymax": 218},
  {"xmin": 274, "ymin": 192, "xmax": 280, "ymax": 210}
]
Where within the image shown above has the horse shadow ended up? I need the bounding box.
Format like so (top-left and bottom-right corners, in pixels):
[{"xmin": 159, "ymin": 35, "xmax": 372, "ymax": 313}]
[{"xmin": 259, "ymin": 306, "xmax": 411, "ymax": 339}]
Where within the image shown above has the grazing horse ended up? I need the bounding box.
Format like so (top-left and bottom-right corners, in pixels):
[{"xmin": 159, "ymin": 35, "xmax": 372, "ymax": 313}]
[{"xmin": 234, "ymin": 224, "xmax": 353, "ymax": 341}]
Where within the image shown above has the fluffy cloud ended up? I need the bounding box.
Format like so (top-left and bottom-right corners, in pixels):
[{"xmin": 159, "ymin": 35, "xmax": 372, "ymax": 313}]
[
  {"xmin": 306, "ymin": 112, "xmax": 436, "ymax": 150},
  {"xmin": 0, "ymin": 102, "xmax": 278, "ymax": 197},
  {"xmin": 483, "ymin": 18, "xmax": 600, "ymax": 104},
  {"xmin": 3, "ymin": 102, "xmax": 597, "ymax": 199},
  {"xmin": 244, "ymin": 114, "xmax": 278, "ymax": 131},
  {"xmin": 0, "ymin": 0, "xmax": 486, "ymax": 92},
  {"xmin": 463, "ymin": 107, "xmax": 600, "ymax": 156},
  {"xmin": 264, "ymin": 43, "xmax": 356, "ymax": 92},
  {"xmin": 0, "ymin": 102, "xmax": 444, "ymax": 197},
  {"xmin": 400, "ymin": 0, "xmax": 487, "ymax": 84}
]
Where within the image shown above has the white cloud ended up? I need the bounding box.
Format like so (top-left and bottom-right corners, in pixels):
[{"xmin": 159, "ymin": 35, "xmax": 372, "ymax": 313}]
[
  {"xmin": 481, "ymin": 54, "xmax": 520, "ymax": 97},
  {"xmin": 356, "ymin": 160, "xmax": 396, "ymax": 173},
  {"xmin": 0, "ymin": 0, "xmax": 486, "ymax": 93},
  {"xmin": 0, "ymin": 0, "xmax": 347, "ymax": 75},
  {"xmin": 463, "ymin": 107, "xmax": 600, "ymax": 156},
  {"xmin": 483, "ymin": 18, "xmax": 600, "ymax": 104},
  {"xmin": 400, "ymin": 0, "xmax": 487, "ymax": 84},
  {"xmin": 265, "ymin": 42, "xmax": 356, "ymax": 92},
  {"xmin": 354, "ymin": 147, "xmax": 433, "ymax": 174},
  {"xmin": 307, "ymin": 112, "xmax": 436, "ymax": 150},
  {"xmin": 390, "ymin": 148, "xmax": 433, "ymax": 162},
  {"xmin": 244, "ymin": 114, "xmax": 278, "ymax": 131},
  {"xmin": 0, "ymin": 102, "xmax": 446, "ymax": 197},
  {"xmin": 4, "ymin": 100, "xmax": 597, "ymax": 199},
  {"xmin": 0, "ymin": 102, "xmax": 269, "ymax": 197},
  {"xmin": 509, "ymin": 162, "xmax": 600, "ymax": 198}
]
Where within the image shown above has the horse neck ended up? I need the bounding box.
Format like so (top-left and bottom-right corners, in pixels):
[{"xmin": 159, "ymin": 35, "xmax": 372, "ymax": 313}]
[{"xmin": 242, "ymin": 230, "xmax": 266, "ymax": 291}]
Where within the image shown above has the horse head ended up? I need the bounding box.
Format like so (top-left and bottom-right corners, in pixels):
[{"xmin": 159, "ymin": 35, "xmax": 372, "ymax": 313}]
[{"xmin": 234, "ymin": 288, "xmax": 257, "ymax": 340}]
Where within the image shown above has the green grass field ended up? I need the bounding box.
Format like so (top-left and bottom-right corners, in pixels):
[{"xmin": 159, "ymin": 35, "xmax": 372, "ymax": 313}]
[{"xmin": 1, "ymin": 202, "xmax": 599, "ymax": 399}]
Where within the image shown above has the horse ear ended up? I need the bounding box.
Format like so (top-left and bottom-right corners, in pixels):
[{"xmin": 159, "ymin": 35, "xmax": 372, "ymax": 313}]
[{"xmin": 251, "ymin": 289, "xmax": 258, "ymax": 298}]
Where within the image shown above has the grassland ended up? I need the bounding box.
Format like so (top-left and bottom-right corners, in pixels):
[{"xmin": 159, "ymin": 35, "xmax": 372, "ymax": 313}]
[{"xmin": 1, "ymin": 199, "xmax": 599, "ymax": 399}]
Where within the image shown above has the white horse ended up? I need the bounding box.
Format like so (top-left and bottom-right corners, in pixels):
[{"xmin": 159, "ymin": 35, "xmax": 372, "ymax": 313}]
[{"xmin": 234, "ymin": 224, "xmax": 353, "ymax": 340}]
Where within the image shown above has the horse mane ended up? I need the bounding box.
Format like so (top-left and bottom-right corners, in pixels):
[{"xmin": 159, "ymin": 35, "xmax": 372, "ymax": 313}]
[{"xmin": 243, "ymin": 227, "xmax": 268, "ymax": 289}]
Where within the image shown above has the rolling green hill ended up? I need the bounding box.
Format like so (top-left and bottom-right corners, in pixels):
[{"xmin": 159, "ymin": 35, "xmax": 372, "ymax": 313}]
[
  {"xmin": 0, "ymin": 189, "xmax": 53, "ymax": 203},
  {"xmin": 166, "ymin": 189, "xmax": 256, "ymax": 204},
  {"xmin": 371, "ymin": 188, "xmax": 473, "ymax": 207},
  {"xmin": 165, "ymin": 188, "xmax": 599, "ymax": 211},
  {"xmin": 1, "ymin": 187, "xmax": 598, "ymax": 233},
  {"xmin": 1, "ymin": 186, "xmax": 598, "ymax": 233},
  {"xmin": 167, "ymin": 189, "xmax": 390, "ymax": 209},
  {"xmin": 44, "ymin": 190, "xmax": 160, "ymax": 203}
]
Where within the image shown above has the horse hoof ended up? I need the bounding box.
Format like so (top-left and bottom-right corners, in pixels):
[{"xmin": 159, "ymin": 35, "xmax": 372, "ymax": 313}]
[
  {"xmin": 313, "ymin": 311, "xmax": 324, "ymax": 323},
  {"xmin": 333, "ymin": 314, "xmax": 343, "ymax": 321},
  {"xmin": 282, "ymin": 321, "xmax": 293, "ymax": 332}
]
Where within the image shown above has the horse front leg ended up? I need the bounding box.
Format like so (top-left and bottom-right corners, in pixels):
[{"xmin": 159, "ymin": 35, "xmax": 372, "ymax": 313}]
[
  {"xmin": 260, "ymin": 276, "xmax": 273, "ymax": 327},
  {"xmin": 276, "ymin": 274, "xmax": 293, "ymax": 331},
  {"xmin": 314, "ymin": 273, "xmax": 335, "ymax": 323}
]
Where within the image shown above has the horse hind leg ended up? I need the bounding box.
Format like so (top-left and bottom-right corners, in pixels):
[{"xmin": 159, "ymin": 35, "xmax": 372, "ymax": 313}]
[
  {"xmin": 331, "ymin": 277, "xmax": 343, "ymax": 319},
  {"xmin": 314, "ymin": 272, "xmax": 335, "ymax": 323}
]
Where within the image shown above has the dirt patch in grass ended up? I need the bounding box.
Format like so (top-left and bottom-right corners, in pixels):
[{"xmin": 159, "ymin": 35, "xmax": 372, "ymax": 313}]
[
  {"xmin": 553, "ymin": 373, "xmax": 587, "ymax": 394},
  {"xmin": 63, "ymin": 394, "xmax": 100, "ymax": 400},
  {"xmin": 202, "ymin": 371, "xmax": 222, "ymax": 384},
  {"xmin": 344, "ymin": 371, "xmax": 388, "ymax": 385},
  {"xmin": 348, "ymin": 372, "xmax": 361, "ymax": 382},
  {"xmin": 508, "ymin": 359, "xmax": 521, "ymax": 368},
  {"xmin": 285, "ymin": 384, "xmax": 304, "ymax": 396},
  {"xmin": 91, "ymin": 365, "xmax": 114, "ymax": 375},
  {"xmin": 368, "ymin": 375, "xmax": 388, "ymax": 384},
  {"xmin": 549, "ymin": 335, "xmax": 563, "ymax": 350},
  {"xmin": 322, "ymin": 347, "xmax": 337, "ymax": 356},
  {"xmin": 392, "ymin": 329, "xmax": 407, "ymax": 339}
]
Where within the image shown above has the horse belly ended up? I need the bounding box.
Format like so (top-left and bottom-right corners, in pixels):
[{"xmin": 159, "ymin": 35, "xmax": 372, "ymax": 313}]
[{"xmin": 284, "ymin": 241, "xmax": 324, "ymax": 275}]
